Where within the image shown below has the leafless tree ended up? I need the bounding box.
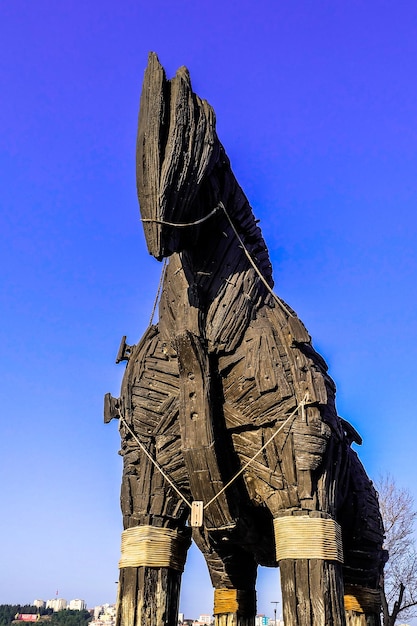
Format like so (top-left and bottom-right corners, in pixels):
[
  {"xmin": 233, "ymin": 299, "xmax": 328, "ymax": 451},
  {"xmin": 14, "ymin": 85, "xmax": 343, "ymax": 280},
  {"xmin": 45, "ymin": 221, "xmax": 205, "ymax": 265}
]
[{"xmin": 376, "ymin": 474, "xmax": 417, "ymax": 626}]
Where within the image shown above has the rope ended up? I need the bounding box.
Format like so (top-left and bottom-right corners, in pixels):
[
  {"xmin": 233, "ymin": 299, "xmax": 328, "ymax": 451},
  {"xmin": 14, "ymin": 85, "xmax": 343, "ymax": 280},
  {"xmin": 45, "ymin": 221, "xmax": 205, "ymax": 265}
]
[
  {"xmin": 141, "ymin": 204, "xmax": 221, "ymax": 228},
  {"xmin": 203, "ymin": 396, "xmax": 308, "ymax": 511},
  {"xmin": 148, "ymin": 258, "xmax": 167, "ymax": 327},
  {"xmin": 213, "ymin": 589, "xmax": 256, "ymax": 615},
  {"xmin": 144, "ymin": 202, "xmax": 218, "ymax": 327},
  {"xmin": 273, "ymin": 516, "xmax": 344, "ymax": 563},
  {"xmin": 143, "ymin": 199, "xmax": 294, "ymax": 319},
  {"xmin": 344, "ymin": 585, "xmax": 381, "ymax": 614},
  {"xmin": 118, "ymin": 409, "xmax": 193, "ymax": 509},
  {"xmin": 344, "ymin": 595, "xmax": 364, "ymax": 614},
  {"xmin": 219, "ymin": 202, "xmax": 294, "ymax": 318},
  {"xmin": 119, "ymin": 398, "xmax": 306, "ymax": 517},
  {"xmin": 119, "ymin": 525, "xmax": 189, "ymax": 571}
]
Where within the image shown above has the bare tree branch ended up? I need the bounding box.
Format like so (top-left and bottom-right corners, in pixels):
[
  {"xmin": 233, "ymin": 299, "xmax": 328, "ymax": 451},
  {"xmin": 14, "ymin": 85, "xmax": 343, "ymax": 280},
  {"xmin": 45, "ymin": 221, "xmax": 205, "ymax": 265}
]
[{"xmin": 377, "ymin": 474, "xmax": 417, "ymax": 625}]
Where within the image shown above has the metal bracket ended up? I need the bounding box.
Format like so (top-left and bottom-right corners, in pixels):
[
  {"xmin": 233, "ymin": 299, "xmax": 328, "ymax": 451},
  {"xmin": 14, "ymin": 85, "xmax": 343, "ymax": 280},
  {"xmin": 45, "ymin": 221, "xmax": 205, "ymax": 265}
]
[
  {"xmin": 104, "ymin": 393, "xmax": 120, "ymax": 423},
  {"xmin": 116, "ymin": 335, "xmax": 135, "ymax": 363}
]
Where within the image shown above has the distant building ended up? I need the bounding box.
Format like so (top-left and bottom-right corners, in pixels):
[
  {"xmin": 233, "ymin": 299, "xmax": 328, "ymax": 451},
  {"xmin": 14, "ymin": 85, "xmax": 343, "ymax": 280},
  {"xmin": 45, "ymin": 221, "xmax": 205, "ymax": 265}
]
[
  {"xmin": 90, "ymin": 605, "xmax": 115, "ymax": 626},
  {"xmin": 69, "ymin": 600, "xmax": 86, "ymax": 611},
  {"xmin": 46, "ymin": 599, "xmax": 67, "ymax": 612},
  {"xmin": 33, "ymin": 601, "xmax": 45, "ymax": 610},
  {"xmin": 192, "ymin": 618, "xmax": 213, "ymax": 626}
]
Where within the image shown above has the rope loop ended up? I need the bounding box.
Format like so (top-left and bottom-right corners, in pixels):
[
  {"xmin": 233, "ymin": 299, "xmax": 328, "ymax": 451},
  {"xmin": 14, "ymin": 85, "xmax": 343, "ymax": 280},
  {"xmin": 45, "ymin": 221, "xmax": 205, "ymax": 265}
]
[
  {"xmin": 141, "ymin": 204, "xmax": 220, "ymax": 228},
  {"xmin": 119, "ymin": 526, "xmax": 190, "ymax": 571},
  {"xmin": 344, "ymin": 585, "xmax": 381, "ymax": 614},
  {"xmin": 274, "ymin": 516, "xmax": 344, "ymax": 563},
  {"xmin": 213, "ymin": 589, "xmax": 256, "ymax": 616}
]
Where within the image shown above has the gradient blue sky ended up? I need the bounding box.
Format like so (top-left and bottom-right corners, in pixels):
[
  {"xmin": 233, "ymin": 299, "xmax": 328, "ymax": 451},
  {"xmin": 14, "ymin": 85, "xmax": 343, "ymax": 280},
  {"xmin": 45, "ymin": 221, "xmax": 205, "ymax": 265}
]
[{"xmin": 1, "ymin": 1, "xmax": 417, "ymax": 621}]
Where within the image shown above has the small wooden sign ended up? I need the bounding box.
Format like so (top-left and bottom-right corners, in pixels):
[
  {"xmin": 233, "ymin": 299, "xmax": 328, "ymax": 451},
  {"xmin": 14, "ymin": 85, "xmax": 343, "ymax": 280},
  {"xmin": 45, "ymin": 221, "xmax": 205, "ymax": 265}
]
[{"xmin": 191, "ymin": 501, "xmax": 204, "ymax": 527}]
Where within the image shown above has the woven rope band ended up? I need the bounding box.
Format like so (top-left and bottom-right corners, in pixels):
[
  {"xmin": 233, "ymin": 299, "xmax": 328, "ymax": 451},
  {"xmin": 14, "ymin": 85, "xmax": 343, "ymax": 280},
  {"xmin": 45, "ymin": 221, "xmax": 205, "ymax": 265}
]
[
  {"xmin": 213, "ymin": 589, "xmax": 256, "ymax": 616},
  {"xmin": 344, "ymin": 585, "xmax": 381, "ymax": 614},
  {"xmin": 119, "ymin": 526, "xmax": 189, "ymax": 572},
  {"xmin": 274, "ymin": 516, "xmax": 344, "ymax": 563}
]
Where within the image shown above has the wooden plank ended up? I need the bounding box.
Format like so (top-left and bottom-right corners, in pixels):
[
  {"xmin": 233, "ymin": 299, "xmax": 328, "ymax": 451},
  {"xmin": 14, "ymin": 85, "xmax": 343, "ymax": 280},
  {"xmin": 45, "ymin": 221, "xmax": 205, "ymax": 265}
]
[
  {"xmin": 136, "ymin": 53, "xmax": 167, "ymax": 257},
  {"xmin": 295, "ymin": 559, "xmax": 312, "ymax": 624},
  {"xmin": 280, "ymin": 560, "xmax": 298, "ymax": 625}
]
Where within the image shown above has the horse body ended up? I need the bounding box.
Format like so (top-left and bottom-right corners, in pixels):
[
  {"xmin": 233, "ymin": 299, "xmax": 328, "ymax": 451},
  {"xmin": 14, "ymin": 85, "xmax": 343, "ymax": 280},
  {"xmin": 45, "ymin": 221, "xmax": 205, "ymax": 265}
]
[{"xmin": 108, "ymin": 53, "xmax": 386, "ymax": 626}]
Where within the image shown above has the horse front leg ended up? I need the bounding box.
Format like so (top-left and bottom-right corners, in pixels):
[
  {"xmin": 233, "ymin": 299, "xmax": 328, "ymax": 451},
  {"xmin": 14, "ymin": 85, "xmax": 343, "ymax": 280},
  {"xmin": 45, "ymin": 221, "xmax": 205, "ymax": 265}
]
[
  {"xmin": 117, "ymin": 560, "xmax": 186, "ymax": 626},
  {"xmin": 273, "ymin": 433, "xmax": 346, "ymax": 626},
  {"xmin": 111, "ymin": 326, "xmax": 193, "ymax": 625},
  {"xmin": 276, "ymin": 517, "xmax": 345, "ymax": 626},
  {"xmin": 193, "ymin": 529, "xmax": 258, "ymax": 626},
  {"xmin": 235, "ymin": 421, "xmax": 346, "ymax": 626},
  {"xmin": 116, "ymin": 443, "xmax": 191, "ymax": 626}
]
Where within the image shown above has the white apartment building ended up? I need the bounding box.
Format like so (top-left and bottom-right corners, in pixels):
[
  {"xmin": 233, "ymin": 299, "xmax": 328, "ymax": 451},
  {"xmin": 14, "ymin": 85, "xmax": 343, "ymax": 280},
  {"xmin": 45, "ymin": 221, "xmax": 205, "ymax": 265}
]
[
  {"xmin": 69, "ymin": 600, "xmax": 86, "ymax": 611},
  {"xmin": 46, "ymin": 599, "xmax": 67, "ymax": 611},
  {"xmin": 91, "ymin": 604, "xmax": 116, "ymax": 626},
  {"xmin": 33, "ymin": 600, "xmax": 45, "ymax": 609}
]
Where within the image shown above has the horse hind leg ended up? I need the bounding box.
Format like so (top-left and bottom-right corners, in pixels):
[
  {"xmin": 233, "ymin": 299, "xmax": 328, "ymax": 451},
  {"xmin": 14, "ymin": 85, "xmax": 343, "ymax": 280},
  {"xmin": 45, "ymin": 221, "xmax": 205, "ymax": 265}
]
[
  {"xmin": 340, "ymin": 448, "xmax": 386, "ymax": 626},
  {"xmin": 193, "ymin": 528, "xmax": 258, "ymax": 626}
]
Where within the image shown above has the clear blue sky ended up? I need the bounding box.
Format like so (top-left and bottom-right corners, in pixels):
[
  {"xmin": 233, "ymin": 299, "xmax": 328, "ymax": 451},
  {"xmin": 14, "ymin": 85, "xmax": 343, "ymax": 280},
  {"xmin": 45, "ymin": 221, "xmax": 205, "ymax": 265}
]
[{"xmin": 1, "ymin": 1, "xmax": 417, "ymax": 621}]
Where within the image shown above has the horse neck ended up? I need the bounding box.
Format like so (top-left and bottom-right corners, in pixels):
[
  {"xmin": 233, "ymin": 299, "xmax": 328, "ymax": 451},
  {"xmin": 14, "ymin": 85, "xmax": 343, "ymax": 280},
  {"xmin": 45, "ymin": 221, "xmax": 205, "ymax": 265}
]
[{"xmin": 160, "ymin": 182, "xmax": 274, "ymax": 353}]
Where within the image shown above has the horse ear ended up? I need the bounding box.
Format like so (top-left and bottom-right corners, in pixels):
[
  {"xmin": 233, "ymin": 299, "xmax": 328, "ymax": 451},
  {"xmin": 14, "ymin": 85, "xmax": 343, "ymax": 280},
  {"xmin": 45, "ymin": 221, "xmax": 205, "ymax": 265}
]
[
  {"xmin": 136, "ymin": 52, "xmax": 169, "ymax": 257},
  {"xmin": 174, "ymin": 64, "xmax": 191, "ymax": 87}
]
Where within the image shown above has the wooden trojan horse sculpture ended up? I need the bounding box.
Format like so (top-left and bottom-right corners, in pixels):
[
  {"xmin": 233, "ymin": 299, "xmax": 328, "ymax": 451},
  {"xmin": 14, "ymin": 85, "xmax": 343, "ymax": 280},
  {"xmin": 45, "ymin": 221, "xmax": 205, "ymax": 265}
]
[{"xmin": 105, "ymin": 53, "xmax": 387, "ymax": 626}]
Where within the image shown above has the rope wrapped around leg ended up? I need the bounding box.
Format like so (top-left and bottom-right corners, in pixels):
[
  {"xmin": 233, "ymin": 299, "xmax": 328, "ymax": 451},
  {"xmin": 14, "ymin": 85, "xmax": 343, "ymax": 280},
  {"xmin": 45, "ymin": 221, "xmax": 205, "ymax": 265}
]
[
  {"xmin": 273, "ymin": 516, "xmax": 344, "ymax": 563},
  {"xmin": 344, "ymin": 584, "xmax": 382, "ymax": 614},
  {"xmin": 213, "ymin": 589, "xmax": 256, "ymax": 616},
  {"xmin": 119, "ymin": 526, "xmax": 190, "ymax": 572}
]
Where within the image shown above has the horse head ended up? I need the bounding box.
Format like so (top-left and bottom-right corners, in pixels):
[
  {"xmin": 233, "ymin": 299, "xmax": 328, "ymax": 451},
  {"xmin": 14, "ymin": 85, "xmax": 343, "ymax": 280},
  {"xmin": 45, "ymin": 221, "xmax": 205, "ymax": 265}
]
[{"xmin": 137, "ymin": 52, "xmax": 223, "ymax": 260}]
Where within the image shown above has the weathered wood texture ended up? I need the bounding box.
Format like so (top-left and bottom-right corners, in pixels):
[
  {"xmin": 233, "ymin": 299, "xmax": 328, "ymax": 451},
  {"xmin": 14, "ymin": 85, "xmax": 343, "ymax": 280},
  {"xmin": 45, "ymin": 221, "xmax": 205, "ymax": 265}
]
[
  {"xmin": 106, "ymin": 52, "xmax": 386, "ymax": 626},
  {"xmin": 345, "ymin": 613, "xmax": 379, "ymax": 626},
  {"xmin": 117, "ymin": 567, "xmax": 182, "ymax": 626}
]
